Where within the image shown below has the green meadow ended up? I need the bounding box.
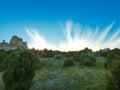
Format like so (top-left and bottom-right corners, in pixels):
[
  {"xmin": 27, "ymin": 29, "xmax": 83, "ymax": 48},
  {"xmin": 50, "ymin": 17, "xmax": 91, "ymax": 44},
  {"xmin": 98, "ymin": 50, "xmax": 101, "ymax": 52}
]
[{"xmin": 0, "ymin": 48, "xmax": 120, "ymax": 90}]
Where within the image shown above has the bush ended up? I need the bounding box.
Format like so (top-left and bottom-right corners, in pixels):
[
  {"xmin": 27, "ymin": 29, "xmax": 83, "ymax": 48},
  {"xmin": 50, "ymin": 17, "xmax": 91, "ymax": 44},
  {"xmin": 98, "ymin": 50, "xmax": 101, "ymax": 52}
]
[
  {"xmin": 41, "ymin": 49, "xmax": 54, "ymax": 58},
  {"xmin": 0, "ymin": 50, "xmax": 14, "ymax": 72},
  {"xmin": 3, "ymin": 50, "xmax": 37, "ymax": 90},
  {"xmin": 104, "ymin": 52, "xmax": 116, "ymax": 68},
  {"xmin": 106, "ymin": 52, "xmax": 120, "ymax": 89},
  {"xmin": 55, "ymin": 54, "xmax": 62, "ymax": 59},
  {"xmin": 106, "ymin": 73, "xmax": 117, "ymax": 90},
  {"xmin": 106, "ymin": 63, "xmax": 120, "ymax": 90},
  {"xmin": 63, "ymin": 59, "xmax": 75, "ymax": 68},
  {"xmin": 79, "ymin": 53, "xmax": 96, "ymax": 67},
  {"xmin": 105, "ymin": 49, "xmax": 120, "ymax": 68},
  {"xmin": 73, "ymin": 52, "xmax": 80, "ymax": 62},
  {"xmin": 111, "ymin": 65, "xmax": 120, "ymax": 89}
]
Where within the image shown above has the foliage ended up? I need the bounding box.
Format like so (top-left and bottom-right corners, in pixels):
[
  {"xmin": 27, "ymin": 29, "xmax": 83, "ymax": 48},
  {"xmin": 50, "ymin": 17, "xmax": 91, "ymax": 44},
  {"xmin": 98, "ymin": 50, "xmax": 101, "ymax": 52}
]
[
  {"xmin": 31, "ymin": 67, "xmax": 109, "ymax": 90},
  {"xmin": 104, "ymin": 52, "xmax": 117, "ymax": 68},
  {"xmin": 106, "ymin": 62, "xmax": 120, "ymax": 90},
  {"xmin": 79, "ymin": 53, "xmax": 97, "ymax": 67},
  {"xmin": 95, "ymin": 57, "xmax": 106, "ymax": 68},
  {"xmin": 106, "ymin": 49, "xmax": 120, "ymax": 89},
  {"xmin": 63, "ymin": 59, "xmax": 75, "ymax": 68},
  {"xmin": 3, "ymin": 50, "xmax": 37, "ymax": 90},
  {"xmin": 81, "ymin": 47, "xmax": 92, "ymax": 53},
  {"xmin": 0, "ymin": 48, "xmax": 120, "ymax": 90},
  {"xmin": 73, "ymin": 49, "xmax": 97, "ymax": 67},
  {"xmin": 0, "ymin": 50, "xmax": 6, "ymax": 71},
  {"xmin": 73, "ymin": 52, "xmax": 80, "ymax": 62},
  {"xmin": 105, "ymin": 49, "xmax": 120, "ymax": 68},
  {"xmin": 111, "ymin": 63, "xmax": 120, "ymax": 89},
  {"xmin": 64, "ymin": 51, "xmax": 76, "ymax": 57},
  {"xmin": 0, "ymin": 50, "xmax": 14, "ymax": 72},
  {"xmin": 54, "ymin": 54, "xmax": 62, "ymax": 59},
  {"xmin": 42, "ymin": 48, "xmax": 54, "ymax": 58}
]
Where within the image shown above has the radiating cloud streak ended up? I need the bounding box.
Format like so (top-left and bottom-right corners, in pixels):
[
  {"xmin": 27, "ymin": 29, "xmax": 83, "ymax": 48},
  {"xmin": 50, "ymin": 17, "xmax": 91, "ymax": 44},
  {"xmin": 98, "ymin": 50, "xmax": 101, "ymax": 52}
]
[
  {"xmin": 26, "ymin": 29, "xmax": 57, "ymax": 50},
  {"xmin": 26, "ymin": 21, "xmax": 120, "ymax": 51}
]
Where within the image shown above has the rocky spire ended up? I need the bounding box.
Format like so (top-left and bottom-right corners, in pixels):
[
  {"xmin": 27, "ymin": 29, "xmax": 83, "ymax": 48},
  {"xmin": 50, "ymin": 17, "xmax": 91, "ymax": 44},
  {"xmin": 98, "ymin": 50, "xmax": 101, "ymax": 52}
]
[
  {"xmin": 9, "ymin": 35, "xmax": 28, "ymax": 49},
  {"xmin": 0, "ymin": 35, "xmax": 28, "ymax": 51}
]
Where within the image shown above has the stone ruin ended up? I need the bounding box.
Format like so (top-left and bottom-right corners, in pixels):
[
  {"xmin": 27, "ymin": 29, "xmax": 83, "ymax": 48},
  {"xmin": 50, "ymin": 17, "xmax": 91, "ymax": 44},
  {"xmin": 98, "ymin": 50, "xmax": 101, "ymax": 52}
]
[{"xmin": 0, "ymin": 35, "xmax": 28, "ymax": 51}]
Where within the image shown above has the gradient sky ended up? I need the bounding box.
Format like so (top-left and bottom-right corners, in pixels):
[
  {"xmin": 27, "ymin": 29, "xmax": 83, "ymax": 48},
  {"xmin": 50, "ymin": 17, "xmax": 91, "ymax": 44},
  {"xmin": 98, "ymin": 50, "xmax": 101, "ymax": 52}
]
[{"xmin": 0, "ymin": 0, "xmax": 120, "ymax": 51}]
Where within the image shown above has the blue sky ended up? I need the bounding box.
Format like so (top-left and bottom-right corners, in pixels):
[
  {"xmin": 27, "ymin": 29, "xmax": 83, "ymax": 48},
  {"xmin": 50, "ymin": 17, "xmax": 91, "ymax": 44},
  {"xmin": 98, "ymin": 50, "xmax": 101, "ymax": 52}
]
[{"xmin": 0, "ymin": 0, "xmax": 120, "ymax": 51}]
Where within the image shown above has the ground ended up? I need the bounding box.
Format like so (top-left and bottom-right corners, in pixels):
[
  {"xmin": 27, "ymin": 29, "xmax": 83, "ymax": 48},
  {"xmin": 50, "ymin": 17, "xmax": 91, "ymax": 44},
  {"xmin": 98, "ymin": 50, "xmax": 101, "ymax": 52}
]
[{"xmin": 0, "ymin": 56, "xmax": 111, "ymax": 90}]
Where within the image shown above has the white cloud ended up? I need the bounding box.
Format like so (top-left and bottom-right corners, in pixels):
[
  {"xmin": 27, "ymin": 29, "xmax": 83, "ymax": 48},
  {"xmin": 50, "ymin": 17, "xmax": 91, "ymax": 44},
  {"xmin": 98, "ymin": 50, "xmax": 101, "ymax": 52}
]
[
  {"xmin": 26, "ymin": 28, "xmax": 57, "ymax": 50},
  {"xmin": 26, "ymin": 21, "xmax": 120, "ymax": 51}
]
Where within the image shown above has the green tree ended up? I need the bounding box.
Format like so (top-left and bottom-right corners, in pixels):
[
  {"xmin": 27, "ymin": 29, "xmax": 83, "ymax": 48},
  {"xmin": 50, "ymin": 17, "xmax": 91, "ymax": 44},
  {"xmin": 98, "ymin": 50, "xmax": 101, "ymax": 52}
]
[{"xmin": 3, "ymin": 50, "xmax": 37, "ymax": 90}]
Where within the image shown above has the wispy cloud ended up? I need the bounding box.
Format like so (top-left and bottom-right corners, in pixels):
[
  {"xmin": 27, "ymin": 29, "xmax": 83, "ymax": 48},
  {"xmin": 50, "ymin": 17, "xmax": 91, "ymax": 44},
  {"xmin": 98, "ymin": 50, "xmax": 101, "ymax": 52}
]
[
  {"xmin": 26, "ymin": 28, "xmax": 56, "ymax": 50},
  {"xmin": 26, "ymin": 21, "xmax": 120, "ymax": 51}
]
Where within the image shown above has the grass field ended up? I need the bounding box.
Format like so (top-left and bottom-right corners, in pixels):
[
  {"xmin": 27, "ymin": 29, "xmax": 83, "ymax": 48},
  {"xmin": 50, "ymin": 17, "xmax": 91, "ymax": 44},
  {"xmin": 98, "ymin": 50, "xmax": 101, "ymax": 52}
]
[{"xmin": 0, "ymin": 56, "xmax": 111, "ymax": 90}]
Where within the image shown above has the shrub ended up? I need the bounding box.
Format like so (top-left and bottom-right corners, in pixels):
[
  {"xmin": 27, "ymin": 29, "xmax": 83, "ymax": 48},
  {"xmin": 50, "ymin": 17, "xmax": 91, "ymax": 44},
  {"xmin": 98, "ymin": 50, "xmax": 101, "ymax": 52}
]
[
  {"xmin": 104, "ymin": 52, "xmax": 116, "ymax": 68},
  {"xmin": 111, "ymin": 65, "xmax": 120, "ymax": 89},
  {"xmin": 106, "ymin": 72, "xmax": 117, "ymax": 90},
  {"xmin": 73, "ymin": 52, "xmax": 80, "ymax": 62},
  {"xmin": 42, "ymin": 48, "xmax": 54, "ymax": 58},
  {"xmin": 105, "ymin": 49, "xmax": 120, "ymax": 68},
  {"xmin": 0, "ymin": 50, "xmax": 14, "ymax": 72},
  {"xmin": 63, "ymin": 59, "xmax": 75, "ymax": 68},
  {"xmin": 106, "ymin": 62, "xmax": 120, "ymax": 90},
  {"xmin": 54, "ymin": 54, "xmax": 62, "ymax": 59},
  {"xmin": 79, "ymin": 53, "xmax": 96, "ymax": 67},
  {"xmin": 106, "ymin": 52, "xmax": 120, "ymax": 89},
  {"xmin": 3, "ymin": 50, "xmax": 37, "ymax": 90}
]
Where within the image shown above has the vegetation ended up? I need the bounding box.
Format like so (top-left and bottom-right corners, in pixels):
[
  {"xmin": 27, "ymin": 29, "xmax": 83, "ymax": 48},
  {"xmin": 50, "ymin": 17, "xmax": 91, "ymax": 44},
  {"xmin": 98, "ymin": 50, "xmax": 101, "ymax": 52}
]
[
  {"xmin": 105, "ymin": 49, "xmax": 120, "ymax": 90},
  {"xmin": 73, "ymin": 51, "xmax": 97, "ymax": 67},
  {"xmin": 63, "ymin": 59, "xmax": 75, "ymax": 67},
  {"xmin": 79, "ymin": 53, "xmax": 97, "ymax": 67},
  {"xmin": 0, "ymin": 48, "xmax": 120, "ymax": 90},
  {"xmin": 2, "ymin": 50, "xmax": 38, "ymax": 90}
]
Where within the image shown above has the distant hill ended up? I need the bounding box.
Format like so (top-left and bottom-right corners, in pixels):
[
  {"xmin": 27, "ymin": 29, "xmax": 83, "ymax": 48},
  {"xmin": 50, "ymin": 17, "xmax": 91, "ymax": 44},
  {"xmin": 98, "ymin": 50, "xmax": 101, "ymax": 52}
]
[{"xmin": 0, "ymin": 35, "xmax": 28, "ymax": 51}]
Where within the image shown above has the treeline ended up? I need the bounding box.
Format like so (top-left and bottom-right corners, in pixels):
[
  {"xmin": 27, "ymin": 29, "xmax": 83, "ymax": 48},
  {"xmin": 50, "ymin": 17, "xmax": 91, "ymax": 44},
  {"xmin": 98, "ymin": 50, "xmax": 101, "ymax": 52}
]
[{"xmin": 31, "ymin": 47, "xmax": 110, "ymax": 58}]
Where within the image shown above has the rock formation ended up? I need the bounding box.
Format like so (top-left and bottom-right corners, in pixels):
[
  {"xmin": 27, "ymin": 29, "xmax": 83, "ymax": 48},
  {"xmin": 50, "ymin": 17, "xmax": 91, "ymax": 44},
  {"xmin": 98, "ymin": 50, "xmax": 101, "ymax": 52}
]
[{"xmin": 0, "ymin": 35, "xmax": 28, "ymax": 51}]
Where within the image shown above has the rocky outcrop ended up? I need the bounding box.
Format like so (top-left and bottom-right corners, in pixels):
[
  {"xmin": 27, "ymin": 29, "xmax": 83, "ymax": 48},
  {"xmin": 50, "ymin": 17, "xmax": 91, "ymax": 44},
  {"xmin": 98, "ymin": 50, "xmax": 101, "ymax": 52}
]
[{"xmin": 0, "ymin": 35, "xmax": 28, "ymax": 51}]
